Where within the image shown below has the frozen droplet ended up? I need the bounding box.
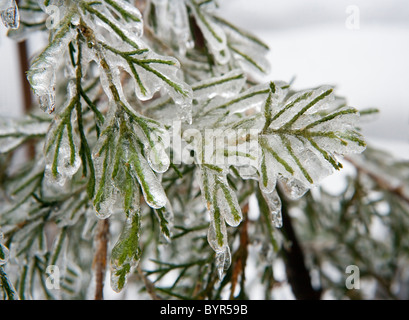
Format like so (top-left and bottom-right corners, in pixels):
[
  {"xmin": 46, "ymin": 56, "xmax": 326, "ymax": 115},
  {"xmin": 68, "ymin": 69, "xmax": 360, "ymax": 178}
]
[
  {"xmin": 280, "ymin": 178, "xmax": 309, "ymax": 200},
  {"xmin": 262, "ymin": 190, "xmax": 283, "ymax": 228},
  {"xmin": 39, "ymin": 91, "xmax": 56, "ymax": 114},
  {"xmin": 0, "ymin": 0, "xmax": 19, "ymax": 29},
  {"xmin": 236, "ymin": 166, "xmax": 259, "ymax": 180}
]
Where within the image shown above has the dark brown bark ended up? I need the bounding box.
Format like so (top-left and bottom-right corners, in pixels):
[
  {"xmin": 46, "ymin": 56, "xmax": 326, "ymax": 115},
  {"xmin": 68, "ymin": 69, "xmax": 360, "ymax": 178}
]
[
  {"xmin": 17, "ymin": 40, "xmax": 35, "ymax": 159},
  {"xmin": 17, "ymin": 41, "xmax": 32, "ymax": 114},
  {"xmin": 279, "ymin": 191, "xmax": 321, "ymax": 300}
]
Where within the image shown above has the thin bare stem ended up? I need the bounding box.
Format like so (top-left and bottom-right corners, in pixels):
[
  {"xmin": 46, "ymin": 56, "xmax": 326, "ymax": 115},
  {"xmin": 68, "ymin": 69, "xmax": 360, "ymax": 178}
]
[{"xmin": 93, "ymin": 219, "xmax": 110, "ymax": 300}]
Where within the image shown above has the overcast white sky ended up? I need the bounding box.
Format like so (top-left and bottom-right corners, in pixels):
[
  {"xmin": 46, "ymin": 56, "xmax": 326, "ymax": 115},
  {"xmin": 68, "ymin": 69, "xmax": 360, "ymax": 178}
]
[
  {"xmin": 218, "ymin": 0, "xmax": 409, "ymax": 151},
  {"xmin": 1, "ymin": 0, "xmax": 409, "ymax": 156}
]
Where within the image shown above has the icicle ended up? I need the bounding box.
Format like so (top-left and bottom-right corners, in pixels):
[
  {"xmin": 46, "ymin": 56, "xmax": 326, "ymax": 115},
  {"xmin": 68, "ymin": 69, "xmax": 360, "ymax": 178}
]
[
  {"xmin": 0, "ymin": 0, "xmax": 19, "ymax": 29},
  {"xmin": 262, "ymin": 189, "xmax": 283, "ymax": 228},
  {"xmin": 215, "ymin": 246, "xmax": 231, "ymax": 280},
  {"xmin": 0, "ymin": 232, "xmax": 10, "ymax": 265}
]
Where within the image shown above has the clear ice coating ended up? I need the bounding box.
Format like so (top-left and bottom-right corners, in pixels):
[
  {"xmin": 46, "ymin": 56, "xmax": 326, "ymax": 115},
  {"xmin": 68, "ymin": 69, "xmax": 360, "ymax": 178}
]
[
  {"xmin": 43, "ymin": 87, "xmax": 81, "ymax": 188},
  {"xmin": 216, "ymin": 175, "xmax": 242, "ymax": 227},
  {"xmin": 192, "ymin": 69, "xmax": 246, "ymax": 101},
  {"xmin": 81, "ymin": 2, "xmax": 192, "ymax": 122},
  {"xmin": 130, "ymin": 145, "xmax": 168, "ymax": 209},
  {"xmin": 188, "ymin": 0, "xmax": 230, "ymax": 65},
  {"xmin": 110, "ymin": 209, "xmax": 141, "ymax": 292},
  {"xmin": 154, "ymin": 200, "xmax": 174, "ymax": 243},
  {"xmin": 27, "ymin": 13, "xmax": 76, "ymax": 114},
  {"xmin": 202, "ymin": 83, "xmax": 270, "ymax": 116},
  {"xmin": 93, "ymin": 184, "xmax": 118, "ymax": 219},
  {"xmin": 151, "ymin": 0, "xmax": 191, "ymax": 55},
  {"xmin": 0, "ymin": 0, "xmax": 19, "ymax": 29},
  {"xmin": 142, "ymin": 128, "xmax": 171, "ymax": 174}
]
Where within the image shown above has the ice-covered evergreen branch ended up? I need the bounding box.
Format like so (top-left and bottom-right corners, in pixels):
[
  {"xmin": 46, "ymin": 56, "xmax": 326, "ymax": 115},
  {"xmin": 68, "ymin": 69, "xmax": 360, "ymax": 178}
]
[{"xmin": 4, "ymin": 0, "xmax": 403, "ymax": 301}]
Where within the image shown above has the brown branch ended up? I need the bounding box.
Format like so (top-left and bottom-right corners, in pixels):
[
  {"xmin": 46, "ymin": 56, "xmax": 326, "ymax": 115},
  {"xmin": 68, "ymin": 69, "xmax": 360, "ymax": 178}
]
[
  {"xmin": 17, "ymin": 40, "xmax": 36, "ymax": 159},
  {"xmin": 17, "ymin": 41, "xmax": 32, "ymax": 114},
  {"xmin": 278, "ymin": 188, "xmax": 321, "ymax": 300},
  {"xmin": 93, "ymin": 219, "xmax": 110, "ymax": 300}
]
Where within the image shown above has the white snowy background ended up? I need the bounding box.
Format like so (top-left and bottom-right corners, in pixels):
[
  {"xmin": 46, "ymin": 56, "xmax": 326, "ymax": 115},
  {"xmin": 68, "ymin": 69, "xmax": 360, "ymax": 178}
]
[{"xmin": 0, "ymin": 0, "xmax": 408, "ymax": 299}]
